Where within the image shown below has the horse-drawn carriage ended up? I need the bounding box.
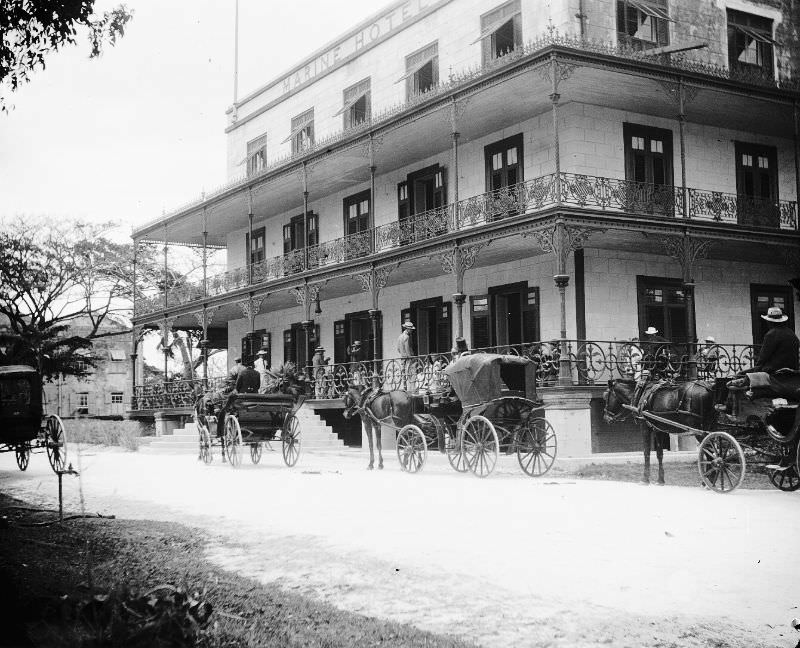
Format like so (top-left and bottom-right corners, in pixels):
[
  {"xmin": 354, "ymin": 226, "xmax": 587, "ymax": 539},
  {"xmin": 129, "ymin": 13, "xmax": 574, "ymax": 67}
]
[
  {"xmin": 0, "ymin": 365, "xmax": 67, "ymax": 473},
  {"xmin": 604, "ymin": 370, "xmax": 800, "ymax": 493},
  {"xmin": 193, "ymin": 389, "xmax": 304, "ymax": 469},
  {"xmin": 393, "ymin": 354, "xmax": 558, "ymax": 478}
]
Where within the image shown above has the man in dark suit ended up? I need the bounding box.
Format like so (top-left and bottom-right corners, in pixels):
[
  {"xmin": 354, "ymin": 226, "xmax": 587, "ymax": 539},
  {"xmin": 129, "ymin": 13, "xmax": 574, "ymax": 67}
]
[
  {"xmin": 754, "ymin": 307, "xmax": 799, "ymax": 373},
  {"xmin": 236, "ymin": 362, "xmax": 261, "ymax": 393}
]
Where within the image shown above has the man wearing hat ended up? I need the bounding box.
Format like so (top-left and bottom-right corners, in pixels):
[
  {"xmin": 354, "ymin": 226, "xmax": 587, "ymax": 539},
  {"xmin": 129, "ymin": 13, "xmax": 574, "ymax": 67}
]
[
  {"xmin": 254, "ymin": 349, "xmax": 272, "ymax": 394},
  {"xmin": 348, "ymin": 340, "xmax": 364, "ymax": 385},
  {"xmin": 397, "ymin": 321, "xmax": 415, "ymax": 390},
  {"xmin": 754, "ymin": 306, "xmax": 798, "ymax": 374},
  {"xmin": 700, "ymin": 336, "xmax": 720, "ymax": 376}
]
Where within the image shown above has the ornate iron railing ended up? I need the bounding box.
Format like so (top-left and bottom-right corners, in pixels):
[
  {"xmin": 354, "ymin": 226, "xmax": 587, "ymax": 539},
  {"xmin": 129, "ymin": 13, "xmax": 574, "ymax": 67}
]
[
  {"xmin": 132, "ymin": 341, "xmax": 767, "ymax": 409},
  {"xmin": 134, "ymin": 171, "xmax": 798, "ymax": 315}
]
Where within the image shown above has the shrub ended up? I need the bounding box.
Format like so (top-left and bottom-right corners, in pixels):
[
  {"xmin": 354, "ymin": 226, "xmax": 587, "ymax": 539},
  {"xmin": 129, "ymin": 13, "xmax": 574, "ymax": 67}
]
[{"xmin": 65, "ymin": 419, "xmax": 145, "ymax": 451}]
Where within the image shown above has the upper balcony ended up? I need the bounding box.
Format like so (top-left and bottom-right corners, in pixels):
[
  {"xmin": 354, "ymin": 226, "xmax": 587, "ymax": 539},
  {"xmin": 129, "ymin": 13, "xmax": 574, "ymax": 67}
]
[
  {"xmin": 134, "ymin": 171, "xmax": 798, "ymax": 318},
  {"xmin": 133, "ymin": 30, "xmax": 800, "ymax": 246}
]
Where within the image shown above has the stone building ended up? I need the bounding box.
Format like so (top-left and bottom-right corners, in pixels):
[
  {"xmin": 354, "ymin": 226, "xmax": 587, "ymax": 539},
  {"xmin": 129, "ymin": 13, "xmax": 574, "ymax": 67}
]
[{"xmin": 130, "ymin": 0, "xmax": 800, "ymax": 454}]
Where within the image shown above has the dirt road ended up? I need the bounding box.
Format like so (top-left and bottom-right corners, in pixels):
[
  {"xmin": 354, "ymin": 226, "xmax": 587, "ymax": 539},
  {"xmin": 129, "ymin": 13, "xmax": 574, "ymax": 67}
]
[{"xmin": 1, "ymin": 447, "xmax": 798, "ymax": 647}]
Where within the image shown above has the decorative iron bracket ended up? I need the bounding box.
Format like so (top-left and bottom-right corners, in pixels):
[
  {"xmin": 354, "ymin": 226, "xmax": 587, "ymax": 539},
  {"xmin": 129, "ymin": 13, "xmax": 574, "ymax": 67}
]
[
  {"xmin": 659, "ymin": 233, "xmax": 713, "ymax": 283},
  {"xmin": 525, "ymin": 222, "xmax": 602, "ymax": 273}
]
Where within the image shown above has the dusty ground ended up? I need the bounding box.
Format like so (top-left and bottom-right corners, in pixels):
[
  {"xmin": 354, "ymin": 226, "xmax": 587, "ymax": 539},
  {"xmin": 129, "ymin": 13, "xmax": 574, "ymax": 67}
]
[{"xmin": 1, "ymin": 445, "xmax": 799, "ymax": 648}]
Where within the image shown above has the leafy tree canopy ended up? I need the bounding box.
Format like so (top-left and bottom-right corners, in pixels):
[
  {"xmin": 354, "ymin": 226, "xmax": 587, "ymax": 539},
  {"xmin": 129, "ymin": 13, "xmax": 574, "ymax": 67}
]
[{"xmin": 1, "ymin": 0, "xmax": 133, "ymax": 110}]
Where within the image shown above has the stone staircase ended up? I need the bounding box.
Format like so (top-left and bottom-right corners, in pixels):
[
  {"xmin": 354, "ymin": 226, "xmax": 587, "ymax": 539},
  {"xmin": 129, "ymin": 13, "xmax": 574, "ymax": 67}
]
[{"xmin": 139, "ymin": 405, "xmax": 344, "ymax": 454}]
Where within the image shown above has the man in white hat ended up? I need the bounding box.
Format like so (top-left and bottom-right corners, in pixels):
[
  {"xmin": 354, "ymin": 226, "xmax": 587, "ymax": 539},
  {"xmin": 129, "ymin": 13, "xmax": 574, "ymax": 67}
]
[
  {"xmin": 397, "ymin": 321, "xmax": 415, "ymax": 390},
  {"xmin": 254, "ymin": 349, "xmax": 271, "ymax": 393},
  {"xmin": 754, "ymin": 306, "xmax": 798, "ymax": 374},
  {"xmin": 700, "ymin": 335, "xmax": 719, "ymax": 377}
]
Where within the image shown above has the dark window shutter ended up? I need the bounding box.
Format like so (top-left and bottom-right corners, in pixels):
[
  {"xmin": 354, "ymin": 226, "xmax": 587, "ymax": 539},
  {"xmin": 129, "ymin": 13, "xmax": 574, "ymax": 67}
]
[
  {"xmin": 307, "ymin": 212, "xmax": 319, "ymax": 246},
  {"xmin": 470, "ymin": 295, "xmax": 490, "ymax": 349},
  {"xmin": 245, "ymin": 232, "xmax": 251, "ymax": 265},
  {"xmin": 374, "ymin": 310, "xmax": 383, "ymax": 359},
  {"xmin": 437, "ymin": 302, "xmax": 452, "ymax": 353},
  {"xmin": 334, "ymin": 319, "xmax": 348, "ymax": 364},
  {"xmin": 398, "ymin": 182, "xmax": 409, "ymax": 221},
  {"xmin": 434, "ymin": 166, "xmax": 447, "ymax": 208},
  {"xmin": 283, "ymin": 224, "xmax": 292, "ymax": 254},
  {"xmin": 260, "ymin": 332, "xmax": 272, "ymax": 368},
  {"xmin": 283, "ymin": 329, "xmax": 295, "ymax": 365},
  {"xmin": 241, "ymin": 335, "xmax": 248, "ymax": 364},
  {"xmin": 522, "ymin": 287, "xmax": 540, "ymax": 342}
]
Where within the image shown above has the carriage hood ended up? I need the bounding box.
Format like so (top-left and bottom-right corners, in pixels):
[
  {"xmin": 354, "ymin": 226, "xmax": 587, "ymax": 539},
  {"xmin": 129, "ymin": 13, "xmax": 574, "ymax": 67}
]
[{"xmin": 443, "ymin": 354, "xmax": 533, "ymax": 404}]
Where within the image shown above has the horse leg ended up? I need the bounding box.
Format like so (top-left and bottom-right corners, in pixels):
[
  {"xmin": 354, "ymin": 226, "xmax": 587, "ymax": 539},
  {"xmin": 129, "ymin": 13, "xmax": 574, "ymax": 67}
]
[
  {"xmin": 641, "ymin": 423, "xmax": 651, "ymax": 485},
  {"xmin": 376, "ymin": 422, "xmax": 383, "ymax": 470},
  {"xmin": 655, "ymin": 431, "xmax": 665, "ymax": 485},
  {"xmin": 364, "ymin": 417, "xmax": 375, "ymax": 470}
]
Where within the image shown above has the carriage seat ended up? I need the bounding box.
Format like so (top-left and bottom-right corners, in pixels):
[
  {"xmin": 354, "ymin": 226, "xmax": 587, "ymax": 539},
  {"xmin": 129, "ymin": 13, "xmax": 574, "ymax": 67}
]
[
  {"xmin": 409, "ymin": 389, "xmax": 456, "ymax": 410},
  {"xmin": 233, "ymin": 393, "xmax": 296, "ymax": 406}
]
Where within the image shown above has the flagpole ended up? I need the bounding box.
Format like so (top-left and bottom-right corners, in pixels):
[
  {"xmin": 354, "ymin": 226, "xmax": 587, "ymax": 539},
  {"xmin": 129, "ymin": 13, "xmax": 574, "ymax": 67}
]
[{"xmin": 233, "ymin": 0, "xmax": 239, "ymax": 105}]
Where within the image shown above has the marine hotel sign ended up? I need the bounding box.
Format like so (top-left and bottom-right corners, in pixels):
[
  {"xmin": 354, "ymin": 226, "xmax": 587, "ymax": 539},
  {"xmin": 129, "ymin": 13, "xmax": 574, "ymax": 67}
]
[{"xmin": 231, "ymin": 0, "xmax": 453, "ymax": 128}]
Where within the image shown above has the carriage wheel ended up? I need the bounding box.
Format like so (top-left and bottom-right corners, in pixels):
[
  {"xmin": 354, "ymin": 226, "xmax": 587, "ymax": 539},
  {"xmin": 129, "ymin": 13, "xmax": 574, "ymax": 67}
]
[
  {"xmin": 697, "ymin": 431, "xmax": 745, "ymax": 493},
  {"xmin": 397, "ymin": 424, "xmax": 427, "ymax": 474},
  {"xmin": 250, "ymin": 443, "xmax": 263, "ymax": 465},
  {"xmin": 199, "ymin": 424, "xmax": 213, "ymax": 465},
  {"xmin": 463, "ymin": 415, "xmax": 499, "ymax": 478},
  {"xmin": 15, "ymin": 444, "xmax": 30, "ymax": 471},
  {"xmin": 445, "ymin": 426, "xmax": 469, "ymax": 473},
  {"xmin": 768, "ymin": 464, "xmax": 800, "ymax": 492},
  {"xmin": 517, "ymin": 417, "xmax": 558, "ymax": 477},
  {"xmin": 224, "ymin": 416, "xmax": 242, "ymax": 468},
  {"xmin": 282, "ymin": 415, "xmax": 301, "ymax": 467},
  {"xmin": 45, "ymin": 415, "xmax": 67, "ymax": 474}
]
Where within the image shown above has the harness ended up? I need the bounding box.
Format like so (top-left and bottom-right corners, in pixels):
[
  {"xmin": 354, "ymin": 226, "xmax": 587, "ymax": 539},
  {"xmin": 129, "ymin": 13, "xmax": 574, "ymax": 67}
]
[{"xmin": 346, "ymin": 387, "xmax": 404, "ymax": 431}]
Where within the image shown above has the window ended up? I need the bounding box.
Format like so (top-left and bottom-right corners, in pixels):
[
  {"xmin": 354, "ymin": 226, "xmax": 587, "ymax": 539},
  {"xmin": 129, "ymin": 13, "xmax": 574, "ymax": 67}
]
[
  {"xmin": 617, "ymin": 0, "xmax": 670, "ymax": 50},
  {"xmin": 403, "ymin": 298, "xmax": 451, "ymax": 356},
  {"xmin": 397, "ymin": 164, "xmax": 447, "ymax": 244},
  {"xmin": 283, "ymin": 213, "xmax": 318, "ymax": 274},
  {"xmin": 735, "ymin": 142, "xmax": 779, "ymax": 227},
  {"xmin": 727, "ymin": 10, "xmax": 775, "ymax": 78},
  {"xmin": 400, "ymin": 42, "xmax": 438, "ymax": 100},
  {"xmin": 109, "ymin": 349, "xmax": 126, "ymax": 361},
  {"xmin": 470, "ymin": 283, "xmax": 539, "ymax": 350},
  {"xmin": 246, "ymin": 134, "xmax": 267, "ymax": 176},
  {"xmin": 247, "ymin": 227, "xmax": 266, "ymax": 265},
  {"xmin": 337, "ymin": 78, "xmax": 371, "ymax": 129},
  {"xmin": 476, "ymin": 0, "xmax": 521, "ymax": 64},
  {"xmin": 111, "ymin": 393, "xmax": 123, "ymax": 404},
  {"xmin": 636, "ymin": 276, "xmax": 693, "ymax": 343},
  {"xmin": 285, "ymin": 108, "xmax": 314, "ymax": 154},
  {"xmin": 77, "ymin": 392, "xmax": 89, "ymax": 416},
  {"xmin": 622, "ymin": 123, "xmax": 674, "ymax": 215},
  {"xmin": 284, "ymin": 322, "xmax": 319, "ymax": 368},
  {"xmin": 484, "ymin": 134, "xmax": 523, "ymax": 220},
  {"xmin": 343, "ymin": 190, "xmax": 371, "ymax": 259}
]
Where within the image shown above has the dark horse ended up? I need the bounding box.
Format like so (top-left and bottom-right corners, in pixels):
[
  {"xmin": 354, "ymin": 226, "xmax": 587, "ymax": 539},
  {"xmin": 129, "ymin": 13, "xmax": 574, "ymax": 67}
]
[
  {"xmin": 343, "ymin": 384, "xmax": 412, "ymax": 470},
  {"xmin": 603, "ymin": 379, "xmax": 718, "ymax": 484}
]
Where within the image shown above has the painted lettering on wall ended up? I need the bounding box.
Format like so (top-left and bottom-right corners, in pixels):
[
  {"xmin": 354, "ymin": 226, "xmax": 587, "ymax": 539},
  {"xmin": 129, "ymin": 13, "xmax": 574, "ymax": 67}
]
[{"xmin": 279, "ymin": 0, "xmax": 439, "ymax": 95}]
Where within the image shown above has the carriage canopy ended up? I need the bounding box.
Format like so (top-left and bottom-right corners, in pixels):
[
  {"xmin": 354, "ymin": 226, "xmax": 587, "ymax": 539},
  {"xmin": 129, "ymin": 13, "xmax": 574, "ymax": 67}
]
[{"xmin": 443, "ymin": 354, "xmax": 534, "ymax": 404}]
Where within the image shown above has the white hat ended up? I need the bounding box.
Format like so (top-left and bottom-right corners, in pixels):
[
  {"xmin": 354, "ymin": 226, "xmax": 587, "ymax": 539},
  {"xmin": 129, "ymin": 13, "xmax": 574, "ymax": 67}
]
[
  {"xmin": 402, "ymin": 322, "xmax": 415, "ymax": 330},
  {"xmin": 644, "ymin": 326, "xmax": 659, "ymax": 335},
  {"xmin": 704, "ymin": 336, "xmax": 715, "ymax": 343},
  {"xmin": 761, "ymin": 306, "xmax": 789, "ymax": 323},
  {"xmin": 256, "ymin": 349, "xmax": 268, "ymax": 356}
]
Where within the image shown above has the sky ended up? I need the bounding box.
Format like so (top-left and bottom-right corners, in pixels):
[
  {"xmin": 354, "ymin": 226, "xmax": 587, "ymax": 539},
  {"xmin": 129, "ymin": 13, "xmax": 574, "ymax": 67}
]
[{"xmin": 0, "ymin": 0, "xmax": 379, "ymax": 242}]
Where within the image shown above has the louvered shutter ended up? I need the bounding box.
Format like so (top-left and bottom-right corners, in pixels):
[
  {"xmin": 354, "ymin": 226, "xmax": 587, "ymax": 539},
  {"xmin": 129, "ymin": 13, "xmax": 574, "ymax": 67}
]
[
  {"xmin": 470, "ymin": 295, "xmax": 490, "ymax": 350},
  {"xmin": 334, "ymin": 320, "xmax": 348, "ymax": 364},
  {"xmin": 437, "ymin": 302, "xmax": 452, "ymax": 353},
  {"xmin": 522, "ymin": 287, "xmax": 540, "ymax": 343}
]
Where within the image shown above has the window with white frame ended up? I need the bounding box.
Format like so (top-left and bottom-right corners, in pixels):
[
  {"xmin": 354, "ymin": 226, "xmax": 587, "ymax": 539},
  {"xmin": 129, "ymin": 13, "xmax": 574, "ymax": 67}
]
[
  {"xmin": 727, "ymin": 9, "xmax": 775, "ymax": 78},
  {"xmin": 617, "ymin": 0, "xmax": 671, "ymax": 49},
  {"xmin": 285, "ymin": 109, "xmax": 314, "ymax": 154},
  {"xmin": 246, "ymin": 134, "xmax": 267, "ymax": 176},
  {"xmin": 400, "ymin": 42, "xmax": 438, "ymax": 100},
  {"xmin": 337, "ymin": 78, "xmax": 371, "ymax": 129},
  {"xmin": 77, "ymin": 392, "xmax": 89, "ymax": 415},
  {"xmin": 476, "ymin": 0, "xmax": 521, "ymax": 64},
  {"xmin": 111, "ymin": 393, "xmax": 124, "ymax": 404}
]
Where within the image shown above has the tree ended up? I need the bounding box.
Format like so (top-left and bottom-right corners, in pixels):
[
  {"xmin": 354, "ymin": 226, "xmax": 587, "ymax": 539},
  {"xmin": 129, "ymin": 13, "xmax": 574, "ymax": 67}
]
[
  {"xmin": 0, "ymin": 216, "xmax": 136, "ymax": 379},
  {"xmin": 1, "ymin": 0, "xmax": 133, "ymax": 110}
]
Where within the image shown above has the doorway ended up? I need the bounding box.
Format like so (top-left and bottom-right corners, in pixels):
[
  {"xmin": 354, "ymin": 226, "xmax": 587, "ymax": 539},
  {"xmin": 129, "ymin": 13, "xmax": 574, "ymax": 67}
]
[
  {"xmin": 469, "ymin": 282, "xmax": 539, "ymax": 350},
  {"xmin": 401, "ymin": 298, "xmax": 451, "ymax": 356}
]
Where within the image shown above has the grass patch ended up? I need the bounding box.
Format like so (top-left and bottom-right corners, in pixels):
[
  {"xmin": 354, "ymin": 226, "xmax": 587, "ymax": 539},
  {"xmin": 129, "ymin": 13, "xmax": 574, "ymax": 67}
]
[
  {"xmin": 557, "ymin": 459, "xmax": 777, "ymax": 490},
  {"xmin": 0, "ymin": 493, "xmax": 474, "ymax": 648},
  {"xmin": 65, "ymin": 419, "xmax": 148, "ymax": 452}
]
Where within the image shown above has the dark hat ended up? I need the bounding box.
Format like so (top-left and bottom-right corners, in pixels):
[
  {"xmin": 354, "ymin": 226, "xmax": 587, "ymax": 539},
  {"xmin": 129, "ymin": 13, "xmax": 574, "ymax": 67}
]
[{"xmin": 234, "ymin": 356, "xmax": 242, "ymax": 363}]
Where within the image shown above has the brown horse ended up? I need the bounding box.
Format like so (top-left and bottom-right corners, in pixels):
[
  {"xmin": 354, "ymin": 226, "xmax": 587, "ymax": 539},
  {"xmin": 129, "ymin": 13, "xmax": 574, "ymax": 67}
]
[
  {"xmin": 343, "ymin": 384, "xmax": 412, "ymax": 470},
  {"xmin": 603, "ymin": 379, "xmax": 717, "ymax": 485}
]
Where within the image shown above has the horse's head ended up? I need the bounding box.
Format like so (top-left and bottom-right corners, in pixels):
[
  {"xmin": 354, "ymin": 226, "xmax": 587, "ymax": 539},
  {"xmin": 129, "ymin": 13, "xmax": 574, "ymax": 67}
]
[
  {"xmin": 342, "ymin": 383, "xmax": 365, "ymax": 419},
  {"xmin": 603, "ymin": 379, "xmax": 635, "ymax": 424}
]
